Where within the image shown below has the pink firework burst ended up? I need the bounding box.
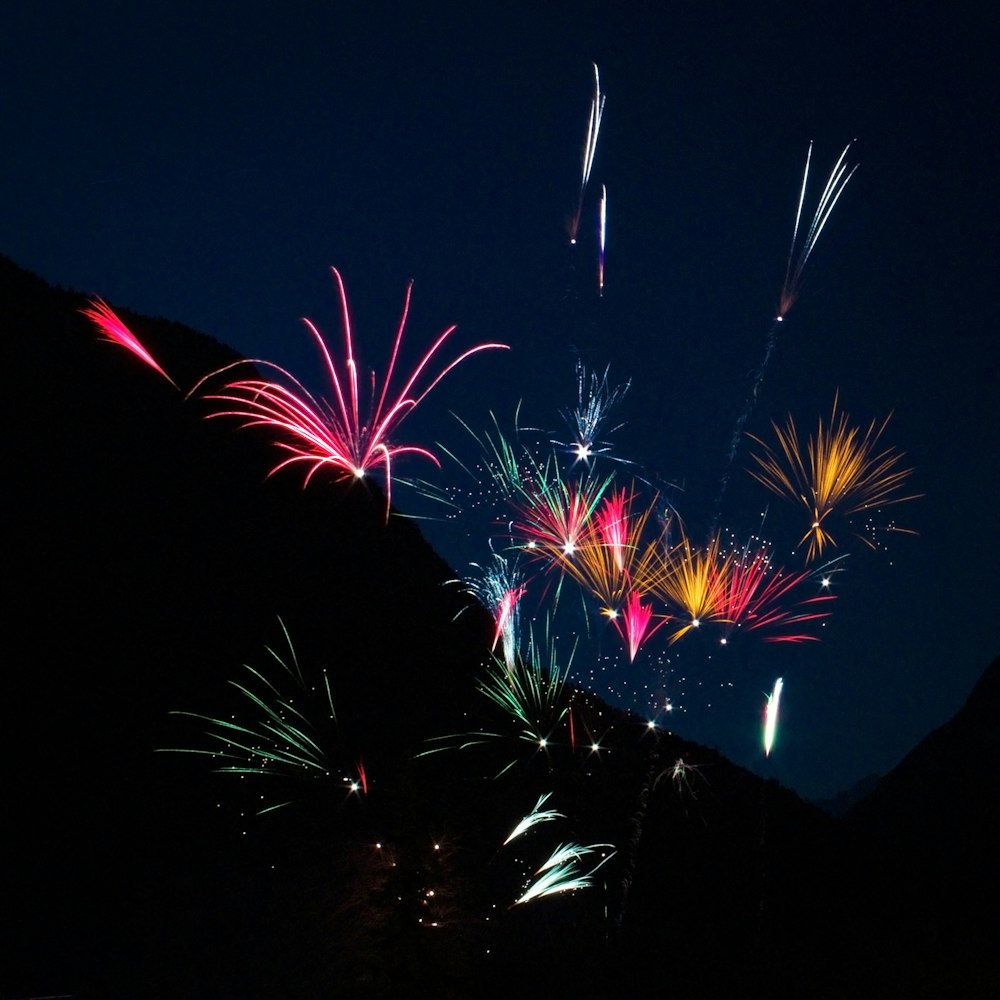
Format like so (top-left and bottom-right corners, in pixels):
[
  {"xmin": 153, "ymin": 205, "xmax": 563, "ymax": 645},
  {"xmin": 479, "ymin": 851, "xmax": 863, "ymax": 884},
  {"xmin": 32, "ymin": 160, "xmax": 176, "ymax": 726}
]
[
  {"xmin": 607, "ymin": 590, "xmax": 671, "ymax": 663},
  {"xmin": 716, "ymin": 544, "xmax": 836, "ymax": 644},
  {"xmin": 511, "ymin": 468, "xmax": 613, "ymax": 565},
  {"xmin": 190, "ymin": 268, "xmax": 507, "ymax": 516}
]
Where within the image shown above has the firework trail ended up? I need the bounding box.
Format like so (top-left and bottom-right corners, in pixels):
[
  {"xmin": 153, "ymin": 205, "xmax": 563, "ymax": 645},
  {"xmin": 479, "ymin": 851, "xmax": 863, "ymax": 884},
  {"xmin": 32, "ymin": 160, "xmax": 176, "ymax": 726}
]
[
  {"xmin": 612, "ymin": 738, "xmax": 661, "ymax": 935},
  {"xmin": 81, "ymin": 298, "xmax": 179, "ymax": 388},
  {"xmin": 188, "ymin": 267, "xmax": 507, "ymax": 518},
  {"xmin": 597, "ymin": 183, "xmax": 607, "ymax": 295},
  {"xmin": 714, "ymin": 143, "xmax": 857, "ymax": 521},
  {"xmin": 763, "ymin": 677, "xmax": 783, "ymax": 756},
  {"xmin": 746, "ymin": 392, "xmax": 919, "ymax": 562},
  {"xmin": 567, "ymin": 63, "xmax": 605, "ymax": 246}
]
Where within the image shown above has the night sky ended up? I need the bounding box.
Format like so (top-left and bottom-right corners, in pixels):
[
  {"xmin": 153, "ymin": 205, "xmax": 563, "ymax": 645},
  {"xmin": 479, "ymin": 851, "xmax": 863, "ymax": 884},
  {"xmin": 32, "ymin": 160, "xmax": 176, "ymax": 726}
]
[{"xmin": 3, "ymin": 2, "xmax": 996, "ymax": 801}]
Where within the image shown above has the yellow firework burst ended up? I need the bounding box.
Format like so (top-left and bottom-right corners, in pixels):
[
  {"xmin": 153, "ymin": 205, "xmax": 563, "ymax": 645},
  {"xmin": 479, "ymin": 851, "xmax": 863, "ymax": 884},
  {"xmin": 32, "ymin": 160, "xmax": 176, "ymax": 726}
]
[{"xmin": 747, "ymin": 393, "xmax": 919, "ymax": 562}]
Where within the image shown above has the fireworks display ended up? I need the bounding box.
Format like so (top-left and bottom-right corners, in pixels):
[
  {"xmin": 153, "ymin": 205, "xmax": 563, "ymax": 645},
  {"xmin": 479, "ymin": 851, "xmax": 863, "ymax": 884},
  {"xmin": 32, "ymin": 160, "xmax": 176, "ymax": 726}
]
[{"xmin": 59, "ymin": 39, "xmax": 936, "ymax": 995}]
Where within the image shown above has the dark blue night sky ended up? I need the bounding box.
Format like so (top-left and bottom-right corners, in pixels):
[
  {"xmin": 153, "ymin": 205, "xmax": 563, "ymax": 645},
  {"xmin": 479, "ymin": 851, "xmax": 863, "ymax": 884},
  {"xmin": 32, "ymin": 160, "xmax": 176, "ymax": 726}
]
[{"xmin": 3, "ymin": 1, "xmax": 996, "ymax": 800}]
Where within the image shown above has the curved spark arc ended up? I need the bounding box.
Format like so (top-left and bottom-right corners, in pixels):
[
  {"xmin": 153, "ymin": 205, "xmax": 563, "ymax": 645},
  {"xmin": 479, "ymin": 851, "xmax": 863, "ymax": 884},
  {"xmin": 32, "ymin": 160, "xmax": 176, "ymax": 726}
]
[
  {"xmin": 514, "ymin": 842, "xmax": 616, "ymax": 905},
  {"xmin": 503, "ymin": 792, "xmax": 564, "ymax": 845}
]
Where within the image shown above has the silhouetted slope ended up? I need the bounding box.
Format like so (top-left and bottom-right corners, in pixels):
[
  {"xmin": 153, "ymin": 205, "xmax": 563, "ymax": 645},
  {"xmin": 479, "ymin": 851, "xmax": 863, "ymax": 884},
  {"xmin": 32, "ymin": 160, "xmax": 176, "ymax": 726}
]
[
  {"xmin": 849, "ymin": 657, "xmax": 998, "ymax": 852},
  {"xmin": 4, "ymin": 254, "xmax": 996, "ymax": 998},
  {"xmin": 4, "ymin": 253, "xmax": 493, "ymax": 997},
  {"xmin": 846, "ymin": 656, "xmax": 1000, "ymax": 995}
]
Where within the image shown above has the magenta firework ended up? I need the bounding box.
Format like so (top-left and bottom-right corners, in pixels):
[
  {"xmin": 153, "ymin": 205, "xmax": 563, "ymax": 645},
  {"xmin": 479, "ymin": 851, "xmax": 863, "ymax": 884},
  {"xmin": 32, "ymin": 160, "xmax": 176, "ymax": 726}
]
[{"xmin": 190, "ymin": 268, "xmax": 507, "ymax": 516}]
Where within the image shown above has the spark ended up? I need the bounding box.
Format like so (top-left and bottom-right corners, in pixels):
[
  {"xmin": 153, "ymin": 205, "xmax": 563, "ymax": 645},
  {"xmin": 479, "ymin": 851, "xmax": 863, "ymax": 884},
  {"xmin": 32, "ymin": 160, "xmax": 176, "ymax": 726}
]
[
  {"xmin": 188, "ymin": 268, "xmax": 507, "ymax": 518},
  {"xmin": 81, "ymin": 298, "xmax": 178, "ymax": 388}
]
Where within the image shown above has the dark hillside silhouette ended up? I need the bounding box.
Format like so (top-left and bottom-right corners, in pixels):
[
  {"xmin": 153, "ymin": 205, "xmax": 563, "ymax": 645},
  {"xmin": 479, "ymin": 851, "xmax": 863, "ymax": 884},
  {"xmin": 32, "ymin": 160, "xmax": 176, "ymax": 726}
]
[{"xmin": 4, "ymin": 254, "xmax": 996, "ymax": 998}]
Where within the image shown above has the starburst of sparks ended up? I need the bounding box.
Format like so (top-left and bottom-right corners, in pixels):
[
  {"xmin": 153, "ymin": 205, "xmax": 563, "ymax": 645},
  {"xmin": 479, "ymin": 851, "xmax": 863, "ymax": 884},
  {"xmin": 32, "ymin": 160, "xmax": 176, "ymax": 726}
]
[
  {"xmin": 715, "ymin": 542, "xmax": 836, "ymax": 643},
  {"xmin": 189, "ymin": 267, "xmax": 507, "ymax": 517},
  {"xmin": 418, "ymin": 624, "xmax": 575, "ymax": 775},
  {"xmin": 160, "ymin": 619, "xmax": 354, "ymax": 814},
  {"xmin": 747, "ymin": 392, "xmax": 919, "ymax": 562},
  {"xmin": 554, "ymin": 361, "xmax": 632, "ymax": 467},
  {"xmin": 511, "ymin": 462, "xmax": 615, "ymax": 562},
  {"xmin": 649, "ymin": 531, "xmax": 729, "ymax": 643}
]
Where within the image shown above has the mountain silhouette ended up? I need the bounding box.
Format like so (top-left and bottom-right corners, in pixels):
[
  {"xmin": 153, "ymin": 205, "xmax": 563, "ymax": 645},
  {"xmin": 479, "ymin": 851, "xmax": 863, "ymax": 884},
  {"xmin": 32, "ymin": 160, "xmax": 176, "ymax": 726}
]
[{"xmin": 4, "ymin": 253, "xmax": 996, "ymax": 998}]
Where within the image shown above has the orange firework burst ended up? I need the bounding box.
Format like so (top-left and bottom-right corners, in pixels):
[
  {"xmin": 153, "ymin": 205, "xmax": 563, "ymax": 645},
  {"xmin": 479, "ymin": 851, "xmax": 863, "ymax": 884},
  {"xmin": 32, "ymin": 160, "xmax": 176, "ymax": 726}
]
[
  {"xmin": 747, "ymin": 392, "xmax": 919, "ymax": 562},
  {"xmin": 552, "ymin": 486, "xmax": 659, "ymax": 607},
  {"xmin": 648, "ymin": 530, "xmax": 730, "ymax": 643}
]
